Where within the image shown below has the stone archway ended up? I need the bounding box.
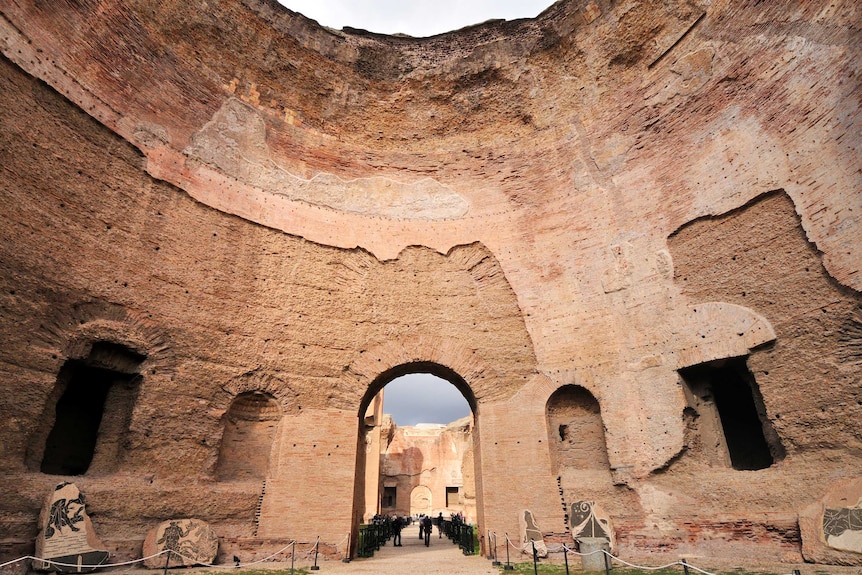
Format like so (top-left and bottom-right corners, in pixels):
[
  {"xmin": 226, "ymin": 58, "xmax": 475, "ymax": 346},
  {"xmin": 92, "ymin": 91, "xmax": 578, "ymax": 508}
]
[
  {"xmin": 410, "ymin": 485, "xmax": 432, "ymax": 516},
  {"xmin": 350, "ymin": 361, "xmax": 481, "ymax": 556}
]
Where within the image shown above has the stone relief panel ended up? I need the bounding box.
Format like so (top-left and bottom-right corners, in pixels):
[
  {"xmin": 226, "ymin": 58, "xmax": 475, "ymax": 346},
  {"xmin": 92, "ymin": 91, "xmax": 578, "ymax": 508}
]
[{"xmin": 34, "ymin": 483, "xmax": 109, "ymax": 573}]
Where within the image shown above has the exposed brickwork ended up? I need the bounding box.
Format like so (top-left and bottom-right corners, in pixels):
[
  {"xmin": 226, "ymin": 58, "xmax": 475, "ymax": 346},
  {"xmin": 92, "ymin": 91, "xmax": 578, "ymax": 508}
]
[{"xmin": 0, "ymin": 0, "xmax": 859, "ymax": 568}]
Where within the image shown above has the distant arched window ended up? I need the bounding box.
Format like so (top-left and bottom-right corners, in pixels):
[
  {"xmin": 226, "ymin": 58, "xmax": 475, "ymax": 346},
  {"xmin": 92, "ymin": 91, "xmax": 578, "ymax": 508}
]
[
  {"xmin": 216, "ymin": 392, "xmax": 281, "ymax": 481},
  {"xmin": 546, "ymin": 385, "xmax": 610, "ymax": 475}
]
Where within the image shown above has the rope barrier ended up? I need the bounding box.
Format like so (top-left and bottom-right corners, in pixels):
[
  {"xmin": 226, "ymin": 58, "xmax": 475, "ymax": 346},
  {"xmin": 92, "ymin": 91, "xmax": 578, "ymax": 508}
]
[
  {"xmin": 2, "ymin": 535, "xmax": 810, "ymax": 575},
  {"xmin": 496, "ymin": 534, "xmax": 803, "ymax": 575}
]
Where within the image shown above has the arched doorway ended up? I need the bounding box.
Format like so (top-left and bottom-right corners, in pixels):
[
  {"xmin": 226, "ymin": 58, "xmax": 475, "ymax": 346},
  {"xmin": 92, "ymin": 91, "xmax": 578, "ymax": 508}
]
[{"xmin": 351, "ymin": 361, "xmax": 480, "ymax": 556}]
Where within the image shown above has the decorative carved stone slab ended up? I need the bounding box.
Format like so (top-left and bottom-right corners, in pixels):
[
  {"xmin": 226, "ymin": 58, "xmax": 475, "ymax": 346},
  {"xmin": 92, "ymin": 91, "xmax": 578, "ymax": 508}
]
[
  {"xmin": 142, "ymin": 519, "xmax": 219, "ymax": 568},
  {"xmin": 570, "ymin": 501, "xmax": 615, "ymax": 552},
  {"xmin": 34, "ymin": 483, "xmax": 109, "ymax": 573},
  {"xmin": 800, "ymin": 477, "xmax": 862, "ymax": 565},
  {"xmin": 518, "ymin": 509, "xmax": 548, "ymax": 558}
]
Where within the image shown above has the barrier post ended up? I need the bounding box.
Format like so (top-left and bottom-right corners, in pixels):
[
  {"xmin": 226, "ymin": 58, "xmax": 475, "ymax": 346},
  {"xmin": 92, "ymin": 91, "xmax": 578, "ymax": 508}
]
[
  {"xmin": 504, "ymin": 533, "xmax": 514, "ymax": 570},
  {"xmin": 343, "ymin": 531, "xmax": 351, "ymax": 563},
  {"xmin": 681, "ymin": 558, "xmax": 690, "ymax": 575},
  {"xmin": 563, "ymin": 544, "xmax": 569, "ymax": 575},
  {"xmin": 310, "ymin": 536, "xmax": 320, "ymax": 571},
  {"xmin": 162, "ymin": 550, "xmax": 171, "ymax": 575},
  {"xmin": 487, "ymin": 530, "xmax": 493, "ymax": 560},
  {"xmin": 604, "ymin": 549, "xmax": 612, "ymax": 575},
  {"xmin": 492, "ymin": 532, "xmax": 501, "ymax": 566},
  {"xmin": 531, "ymin": 540, "xmax": 538, "ymax": 575},
  {"xmin": 290, "ymin": 540, "xmax": 295, "ymax": 575}
]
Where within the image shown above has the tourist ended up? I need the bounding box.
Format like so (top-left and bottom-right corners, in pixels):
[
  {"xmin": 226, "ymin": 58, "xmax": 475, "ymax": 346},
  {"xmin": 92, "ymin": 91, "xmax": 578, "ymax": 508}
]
[
  {"xmin": 418, "ymin": 514, "xmax": 425, "ymax": 539},
  {"xmin": 392, "ymin": 516, "xmax": 403, "ymax": 546},
  {"xmin": 437, "ymin": 512, "xmax": 443, "ymax": 538},
  {"xmin": 423, "ymin": 515, "xmax": 432, "ymax": 546}
]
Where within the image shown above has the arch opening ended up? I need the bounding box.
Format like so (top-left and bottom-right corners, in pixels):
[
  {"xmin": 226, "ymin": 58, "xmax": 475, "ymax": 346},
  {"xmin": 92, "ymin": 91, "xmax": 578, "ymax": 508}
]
[{"xmin": 351, "ymin": 362, "xmax": 480, "ymax": 556}]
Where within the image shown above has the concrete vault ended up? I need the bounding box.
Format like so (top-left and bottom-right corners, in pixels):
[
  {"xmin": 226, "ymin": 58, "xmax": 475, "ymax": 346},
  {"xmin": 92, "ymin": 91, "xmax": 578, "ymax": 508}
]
[{"xmin": 0, "ymin": 0, "xmax": 859, "ymax": 568}]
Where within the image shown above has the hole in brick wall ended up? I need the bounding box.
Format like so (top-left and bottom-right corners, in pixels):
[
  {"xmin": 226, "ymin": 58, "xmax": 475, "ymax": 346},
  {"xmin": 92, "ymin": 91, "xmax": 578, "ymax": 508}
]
[
  {"xmin": 38, "ymin": 343, "xmax": 144, "ymax": 476},
  {"xmin": 679, "ymin": 357, "xmax": 783, "ymax": 470}
]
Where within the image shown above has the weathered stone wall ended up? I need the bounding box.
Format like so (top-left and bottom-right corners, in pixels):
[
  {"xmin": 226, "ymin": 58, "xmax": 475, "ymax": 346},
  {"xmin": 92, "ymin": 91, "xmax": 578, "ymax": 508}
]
[
  {"xmin": 379, "ymin": 418, "xmax": 476, "ymax": 522},
  {"xmin": 0, "ymin": 0, "xmax": 859, "ymax": 566}
]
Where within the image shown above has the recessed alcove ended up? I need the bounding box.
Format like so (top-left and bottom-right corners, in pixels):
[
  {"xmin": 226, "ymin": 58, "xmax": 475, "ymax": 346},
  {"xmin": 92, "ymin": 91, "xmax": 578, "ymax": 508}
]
[{"xmin": 216, "ymin": 391, "xmax": 282, "ymax": 481}]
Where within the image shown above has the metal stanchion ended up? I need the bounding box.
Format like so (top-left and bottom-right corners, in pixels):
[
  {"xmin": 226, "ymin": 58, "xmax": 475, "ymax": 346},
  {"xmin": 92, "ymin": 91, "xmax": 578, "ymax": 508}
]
[
  {"xmin": 290, "ymin": 541, "xmax": 295, "ymax": 575},
  {"xmin": 563, "ymin": 544, "xmax": 570, "ymax": 575},
  {"xmin": 343, "ymin": 531, "xmax": 351, "ymax": 563},
  {"xmin": 681, "ymin": 558, "xmax": 690, "ymax": 575},
  {"xmin": 487, "ymin": 530, "xmax": 493, "ymax": 560},
  {"xmin": 531, "ymin": 541, "xmax": 538, "ymax": 575},
  {"xmin": 492, "ymin": 532, "xmax": 501, "ymax": 566},
  {"xmin": 504, "ymin": 533, "xmax": 514, "ymax": 570},
  {"xmin": 311, "ymin": 536, "xmax": 320, "ymax": 571},
  {"xmin": 162, "ymin": 551, "xmax": 171, "ymax": 575},
  {"xmin": 604, "ymin": 549, "xmax": 612, "ymax": 575}
]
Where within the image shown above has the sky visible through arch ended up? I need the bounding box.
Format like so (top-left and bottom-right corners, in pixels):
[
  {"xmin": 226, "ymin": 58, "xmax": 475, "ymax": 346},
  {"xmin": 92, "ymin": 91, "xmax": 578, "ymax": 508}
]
[
  {"xmin": 382, "ymin": 373, "xmax": 471, "ymax": 426},
  {"xmin": 277, "ymin": 0, "xmax": 554, "ymax": 38}
]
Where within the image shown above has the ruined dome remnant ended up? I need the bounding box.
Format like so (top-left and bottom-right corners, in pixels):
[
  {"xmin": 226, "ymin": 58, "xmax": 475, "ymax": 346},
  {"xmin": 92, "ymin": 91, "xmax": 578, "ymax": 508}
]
[{"xmin": 0, "ymin": 0, "xmax": 859, "ymax": 569}]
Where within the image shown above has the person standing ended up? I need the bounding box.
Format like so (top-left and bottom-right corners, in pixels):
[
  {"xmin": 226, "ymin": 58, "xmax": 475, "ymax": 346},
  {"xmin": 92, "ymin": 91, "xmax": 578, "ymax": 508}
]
[
  {"xmin": 423, "ymin": 515, "xmax": 432, "ymax": 546},
  {"xmin": 392, "ymin": 516, "xmax": 403, "ymax": 547},
  {"xmin": 437, "ymin": 512, "xmax": 444, "ymax": 538}
]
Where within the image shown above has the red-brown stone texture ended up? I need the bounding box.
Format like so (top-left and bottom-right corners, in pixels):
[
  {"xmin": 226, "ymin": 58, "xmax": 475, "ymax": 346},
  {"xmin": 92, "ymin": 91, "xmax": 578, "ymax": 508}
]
[{"xmin": 0, "ymin": 0, "xmax": 859, "ymax": 568}]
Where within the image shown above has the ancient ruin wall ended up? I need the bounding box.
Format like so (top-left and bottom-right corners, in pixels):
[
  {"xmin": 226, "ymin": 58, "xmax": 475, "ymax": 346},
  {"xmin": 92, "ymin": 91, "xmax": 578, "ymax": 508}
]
[{"xmin": 0, "ymin": 0, "xmax": 859, "ymax": 565}]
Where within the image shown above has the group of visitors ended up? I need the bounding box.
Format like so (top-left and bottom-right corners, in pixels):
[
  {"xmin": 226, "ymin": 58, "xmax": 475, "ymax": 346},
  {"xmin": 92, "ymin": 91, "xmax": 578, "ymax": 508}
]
[{"xmin": 385, "ymin": 511, "xmax": 459, "ymax": 547}]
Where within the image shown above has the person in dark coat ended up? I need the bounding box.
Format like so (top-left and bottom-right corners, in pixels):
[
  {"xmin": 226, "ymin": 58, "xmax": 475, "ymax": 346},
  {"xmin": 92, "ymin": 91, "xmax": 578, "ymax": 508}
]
[
  {"xmin": 392, "ymin": 516, "xmax": 403, "ymax": 546},
  {"xmin": 423, "ymin": 515, "xmax": 432, "ymax": 546}
]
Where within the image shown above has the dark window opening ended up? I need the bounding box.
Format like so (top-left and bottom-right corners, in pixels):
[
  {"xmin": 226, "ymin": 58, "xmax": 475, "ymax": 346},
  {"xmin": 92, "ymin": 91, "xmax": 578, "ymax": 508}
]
[
  {"xmin": 679, "ymin": 358, "xmax": 782, "ymax": 470},
  {"xmin": 446, "ymin": 486, "xmax": 459, "ymax": 507},
  {"xmin": 382, "ymin": 486, "xmax": 396, "ymax": 508},
  {"xmin": 40, "ymin": 342, "xmax": 144, "ymax": 476}
]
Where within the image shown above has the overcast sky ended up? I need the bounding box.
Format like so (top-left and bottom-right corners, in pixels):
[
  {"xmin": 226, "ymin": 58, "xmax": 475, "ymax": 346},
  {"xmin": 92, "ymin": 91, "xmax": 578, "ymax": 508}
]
[
  {"xmin": 382, "ymin": 373, "xmax": 471, "ymax": 426},
  {"xmin": 278, "ymin": 0, "xmax": 553, "ymax": 37}
]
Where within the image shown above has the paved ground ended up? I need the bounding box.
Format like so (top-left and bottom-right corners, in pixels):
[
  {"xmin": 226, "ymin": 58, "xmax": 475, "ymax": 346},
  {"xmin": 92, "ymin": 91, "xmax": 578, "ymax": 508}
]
[{"xmin": 310, "ymin": 524, "xmax": 499, "ymax": 575}]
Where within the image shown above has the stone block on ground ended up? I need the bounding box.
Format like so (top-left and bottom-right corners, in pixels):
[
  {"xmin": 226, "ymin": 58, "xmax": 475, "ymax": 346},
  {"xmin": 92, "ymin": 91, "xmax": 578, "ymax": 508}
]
[
  {"xmin": 800, "ymin": 477, "xmax": 862, "ymax": 565},
  {"xmin": 142, "ymin": 519, "xmax": 219, "ymax": 568},
  {"xmin": 518, "ymin": 509, "xmax": 548, "ymax": 558},
  {"xmin": 34, "ymin": 483, "xmax": 109, "ymax": 573}
]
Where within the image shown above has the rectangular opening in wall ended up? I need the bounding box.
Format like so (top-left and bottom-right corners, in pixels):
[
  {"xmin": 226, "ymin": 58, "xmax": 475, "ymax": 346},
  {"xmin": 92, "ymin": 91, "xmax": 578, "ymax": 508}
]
[
  {"xmin": 32, "ymin": 342, "xmax": 144, "ymax": 476},
  {"xmin": 446, "ymin": 486, "xmax": 459, "ymax": 507},
  {"xmin": 678, "ymin": 357, "xmax": 782, "ymax": 470},
  {"xmin": 382, "ymin": 486, "xmax": 396, "ymax": 508}
]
